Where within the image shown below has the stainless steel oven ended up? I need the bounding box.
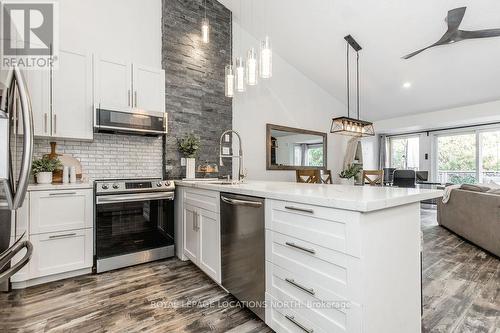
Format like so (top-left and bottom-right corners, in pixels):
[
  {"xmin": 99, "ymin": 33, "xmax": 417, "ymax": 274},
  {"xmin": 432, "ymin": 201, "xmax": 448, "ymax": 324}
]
[
  {"xmin": 94, "ymin": 179, "xmax": 175, "ymax": 273},
  {"xmin": 94, "ymin": 107, "xmax": 167, "ymax": 136}
]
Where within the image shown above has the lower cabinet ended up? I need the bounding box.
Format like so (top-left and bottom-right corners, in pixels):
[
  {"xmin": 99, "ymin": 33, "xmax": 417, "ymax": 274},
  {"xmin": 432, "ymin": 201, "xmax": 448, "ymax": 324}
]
[
  {"xmin": 29, "ymin": 229, "xmax": 93, "ymax": 278},
  {"xmin": 181, "ymin": 192, "xmax": 221, "ymax": 284}
]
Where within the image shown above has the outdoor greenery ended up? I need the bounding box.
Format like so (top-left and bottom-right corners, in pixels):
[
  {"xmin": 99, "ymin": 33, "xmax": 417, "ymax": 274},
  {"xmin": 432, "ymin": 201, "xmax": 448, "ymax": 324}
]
[
  {"xmin": 339, "ymin": 164, "xmax": 362, "ymax": 179},
  {"xmin": 177, "ymin": 134, "xmax": 201, "ymax": 158},
  {"xmin": 31, "ymin": 156, "xmax": 62, "ymax": 175},
  {"xmin": 307, "ymin": 147, "xmax": 323, "ymax": 167}
]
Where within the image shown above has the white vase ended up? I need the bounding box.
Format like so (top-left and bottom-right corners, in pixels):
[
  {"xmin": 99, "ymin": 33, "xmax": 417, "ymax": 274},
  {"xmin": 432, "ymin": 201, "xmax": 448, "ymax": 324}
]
[
  {"xmin": 36, "ymin": 172, "xmax": 53, "ymax": 184},
  {"xmin": 185, "ymin": 158, "xmax": 196, "ymax": 179},
  {"xmin": 339, "ymin": 178, "xmax": 354, "ymax": 185}
]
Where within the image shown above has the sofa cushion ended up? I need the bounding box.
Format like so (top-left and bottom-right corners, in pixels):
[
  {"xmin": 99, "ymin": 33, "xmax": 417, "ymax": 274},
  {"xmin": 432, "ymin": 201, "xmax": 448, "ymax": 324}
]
[{"xmin": 460, "ymin": 184, "xmax": 490, "ymax": 192}]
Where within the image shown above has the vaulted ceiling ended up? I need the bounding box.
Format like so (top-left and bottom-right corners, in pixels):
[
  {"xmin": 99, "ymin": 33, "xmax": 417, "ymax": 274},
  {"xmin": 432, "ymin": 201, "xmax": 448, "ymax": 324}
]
[{"xmin": 219, "ymin": 0, "xmax": 500, "ymax": 121}]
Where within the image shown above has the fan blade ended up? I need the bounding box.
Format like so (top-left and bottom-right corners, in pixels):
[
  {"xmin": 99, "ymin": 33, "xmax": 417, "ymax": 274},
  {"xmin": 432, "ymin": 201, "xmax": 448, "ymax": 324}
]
[
  {"xmin": 446, "ymin": 7, "xmax": 467, "ymax": 32},
  {"xmin": 460, "ymin": 29, "xmax": 500, "ymax": 39},
  {"xmin": 402, "ymin": 44, "xmax": 436, "ymax": 59}
]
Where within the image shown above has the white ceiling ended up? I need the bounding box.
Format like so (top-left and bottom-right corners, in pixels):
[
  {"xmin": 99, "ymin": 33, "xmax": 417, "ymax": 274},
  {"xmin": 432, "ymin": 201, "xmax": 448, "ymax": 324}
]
[{"xmin": 219, "ymin": 0, "xmax": 500, "ymax": 121}]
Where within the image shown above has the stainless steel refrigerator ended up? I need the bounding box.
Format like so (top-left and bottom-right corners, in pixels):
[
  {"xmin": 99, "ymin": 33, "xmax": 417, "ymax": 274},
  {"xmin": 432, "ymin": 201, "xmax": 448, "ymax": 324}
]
[{"xmin": 0, "ymin": 66, "xmax": 34, "ymax": 290}]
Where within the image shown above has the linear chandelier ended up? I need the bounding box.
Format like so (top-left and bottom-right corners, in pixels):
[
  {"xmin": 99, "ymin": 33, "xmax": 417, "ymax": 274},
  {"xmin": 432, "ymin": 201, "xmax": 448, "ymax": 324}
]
[{"xmin": 331, "ymin": 35, "xmax": 374, "ymax": 137}]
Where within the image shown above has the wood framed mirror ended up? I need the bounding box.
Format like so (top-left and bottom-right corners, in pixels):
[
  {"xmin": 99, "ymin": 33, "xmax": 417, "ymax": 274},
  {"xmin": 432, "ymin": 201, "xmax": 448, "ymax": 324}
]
[{"xmin": 266, "ymin": 124, "xmax": 328, "ymax": 170}]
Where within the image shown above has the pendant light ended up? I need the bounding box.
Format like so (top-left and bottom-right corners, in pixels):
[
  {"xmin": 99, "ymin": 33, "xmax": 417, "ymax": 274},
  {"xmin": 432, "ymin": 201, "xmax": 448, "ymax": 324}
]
[
  {"xmin": 246, "ymin": 47, "xmax": 258, "ymax": 85},
  {"xmin": 225, "ymin": 13, "xmax": 234, "ymax": 97},
  {"xmin": 201, "ymin": 0, "xmax": 210, "ymax": 43},
  {"xmin": 331, "ymin": 35, "xmax": 374, "ymax": 137},
  {"xmin": 235, "ymin": 57, "xmax": 246, "ymax": 92},
  {"xmin": 259, "ymin": 36, "xmax": 272, "ymax": 79}
]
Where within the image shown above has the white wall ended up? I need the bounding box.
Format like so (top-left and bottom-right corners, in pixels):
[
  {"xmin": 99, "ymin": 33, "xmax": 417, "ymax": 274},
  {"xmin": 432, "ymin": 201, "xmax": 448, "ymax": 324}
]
[
  {"xmin": 232, "ymin": 23, "xmax": 348, "ymax": 182},
  {"xmin": 59, "ymin": 0, "xmax": 162, "ymax": 68}
]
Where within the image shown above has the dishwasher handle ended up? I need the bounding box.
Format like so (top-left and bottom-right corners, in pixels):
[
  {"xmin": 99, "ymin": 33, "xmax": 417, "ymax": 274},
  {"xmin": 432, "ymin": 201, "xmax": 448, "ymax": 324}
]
[{"xmin": 221, "ymin": 195, "xmax": 263, "ymax": 208}]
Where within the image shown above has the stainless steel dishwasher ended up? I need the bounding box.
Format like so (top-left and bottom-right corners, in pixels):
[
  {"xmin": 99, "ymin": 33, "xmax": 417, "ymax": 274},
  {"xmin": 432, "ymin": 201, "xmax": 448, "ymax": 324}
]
[{"xmin": 220, "ymin": 193, "xmax": 265, "ymax": 321}]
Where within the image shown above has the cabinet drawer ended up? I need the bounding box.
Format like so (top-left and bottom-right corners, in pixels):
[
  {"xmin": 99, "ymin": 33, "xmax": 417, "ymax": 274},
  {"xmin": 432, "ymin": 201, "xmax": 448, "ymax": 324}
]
[
  {"xmin": 266, "ymin": 262, "xmax": 362, "ymax": 333},
  {"xmin": 183, "ymin": 188, "xmax": 219, "ymax": 213},
  {"xmin": 267, "ymin": 200, "xmax": 361, "ymax": 257},
  {"xmin": 266, "ymin": 293, "xmax": 330, "ymax": 333},
  {"xmin": 30, "ymin": 229, "xmax": 93, "ymax": 278},
  {"xmin": 266, "ymin": 230, "xmax": 362, "ymax": 303},
  {"xmin": 30, "ymin": 189, "xmax": 93, "ymax": 234}
]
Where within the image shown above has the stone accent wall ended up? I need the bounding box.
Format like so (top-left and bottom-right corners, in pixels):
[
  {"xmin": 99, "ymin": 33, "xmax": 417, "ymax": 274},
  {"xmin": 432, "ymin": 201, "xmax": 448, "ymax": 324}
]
[
  {"xmin": 162, "ymin": 0, "xmax": 232, "ymax": 179},
  {"xmin": 33, "ymin": 134, "xmax": 163, "ymax": 180}
]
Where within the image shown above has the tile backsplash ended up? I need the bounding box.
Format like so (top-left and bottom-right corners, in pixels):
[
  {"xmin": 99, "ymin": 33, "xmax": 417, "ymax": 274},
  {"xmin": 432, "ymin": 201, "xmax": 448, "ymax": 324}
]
[{"xmin": 33, "ymin": 134, "xmax": 163, "ymax": 180}]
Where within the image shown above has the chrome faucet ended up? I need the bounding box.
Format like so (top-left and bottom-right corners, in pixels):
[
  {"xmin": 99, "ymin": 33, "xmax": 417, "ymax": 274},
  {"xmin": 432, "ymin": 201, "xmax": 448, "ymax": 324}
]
[{"xmin": 219, "ymin": 130, "xmax": 244, "ymax": 182}]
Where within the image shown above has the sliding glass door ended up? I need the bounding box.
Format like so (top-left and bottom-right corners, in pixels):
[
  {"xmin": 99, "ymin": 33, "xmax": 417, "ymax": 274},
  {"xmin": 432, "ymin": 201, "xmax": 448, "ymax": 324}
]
[
  {"xmin": 434, "ymin": 128, "xmax": 500, "ymax": 184},
  {"xmin": 389, "ymin": 136, "xmax": 419, "ymax": 170}
]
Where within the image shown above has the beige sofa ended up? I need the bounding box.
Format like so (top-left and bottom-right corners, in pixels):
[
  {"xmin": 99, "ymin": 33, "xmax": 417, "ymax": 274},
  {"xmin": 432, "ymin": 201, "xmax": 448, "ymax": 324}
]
[{"xmin": 437, "ymin": 188, "xmax": 500, "ymax": 257}]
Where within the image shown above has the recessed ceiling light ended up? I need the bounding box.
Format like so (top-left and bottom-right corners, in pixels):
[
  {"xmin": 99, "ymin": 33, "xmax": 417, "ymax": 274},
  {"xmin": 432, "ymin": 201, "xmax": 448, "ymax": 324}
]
[{"xmin": 403, "ymin": 82, "xmax": 412, "ymax": 89}]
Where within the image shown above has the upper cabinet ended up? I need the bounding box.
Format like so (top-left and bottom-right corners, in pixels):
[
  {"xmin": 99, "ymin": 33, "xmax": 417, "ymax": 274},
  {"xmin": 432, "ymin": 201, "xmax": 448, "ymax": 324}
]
[
  {"xmin": 94, "ymin": 56, "xmax": 165, "ymax": 114},
  {"xmin": 26, "ymin": 48, "xmax": 93, "ymax": 140},
  {"xmin": 132, "ymin": 64, "xmax": 165, "ymax": 113},
  {"xmin": 52, "ymin": 49, "xmax": 93, "ymax": 140},
  {"xmin": 94, "ymin": 56, "xmax": 132, "ymax": 112}
]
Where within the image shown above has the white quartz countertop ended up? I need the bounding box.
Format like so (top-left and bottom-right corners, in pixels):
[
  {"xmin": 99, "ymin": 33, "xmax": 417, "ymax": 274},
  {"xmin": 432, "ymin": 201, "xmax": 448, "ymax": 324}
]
[
  {"xmin": 28, "ymin": 182, "xmax": 93, "ymax": 191},
  {"xmin": 175, "ymin": 180, "xmax": 443, "ymax": 212}
]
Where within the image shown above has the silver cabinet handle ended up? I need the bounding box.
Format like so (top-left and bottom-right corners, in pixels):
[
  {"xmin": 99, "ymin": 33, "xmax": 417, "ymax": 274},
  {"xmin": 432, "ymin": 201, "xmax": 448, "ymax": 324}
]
[
  {"xmin": 44, "ymin": 113, "xmax": 48, "ymax": 133},
  {"xmin": 285, "ymin": 278, "xmax": 315, "ymax": 295},
  {"xmin": 221, "ymin": 195, "xmax": 263, "ymax": 208},
  {"xmin": 284, "ymin": 315, "xmax": 314, "ymax": 333},
  {"xmin": 193, "ymin": 213, "xmax": 197, "ymax": 231},
  {"xmin": 48, "ymin": 192, "xmax": 77, "ymax": 196},
  {"xmin": 53, "ymin": 114, "xmax": 57, "ymax": 134},
  {"xmin": 134, "ymin": 91, "xmax": 137, "ymax": 107},
  {"xmin": 285, "ymin": 206, "xmax": 314, "ymax": 214},
  {"xmin": 128, "ymin": 89, "xmax": 131, "ymax": 106},
  {"xmin": 285, "ymin": 241, "xmax": 316, "ymax": 255},
  {"xmin": 49, "ymin": 233, "xmax": 77, "ymax": 239}
]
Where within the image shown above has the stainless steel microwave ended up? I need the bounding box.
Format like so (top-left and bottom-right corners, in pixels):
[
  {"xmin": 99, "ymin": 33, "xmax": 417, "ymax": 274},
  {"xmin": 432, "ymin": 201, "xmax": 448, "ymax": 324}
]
[{"xmin": 94, "ymin": 107, "xmax": 167, "ymax": 136}]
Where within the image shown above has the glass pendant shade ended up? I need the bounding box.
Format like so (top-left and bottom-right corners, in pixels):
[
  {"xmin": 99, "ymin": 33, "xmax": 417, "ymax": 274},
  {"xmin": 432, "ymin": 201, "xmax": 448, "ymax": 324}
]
[
  {"xmin": 330, "ymin": 117, "xmax": 375, "ymax": 137},
  {"xmin": 235, "ymin": 57, "xmax": 246, "ymax": 92},
  {"xmin": 225, "ymin": 64, "xmax": 234, "ymax": 97},
  {"xmin": 246, "ymin": 48, "xmax": 258, "ymax": 85},
  {"xmin": 201, "ymin": 18, "xmax": 210, "ymax": 43},
  {"xmin": 259, "ymin": 36, "xmax": 272, "ymax": 79}
]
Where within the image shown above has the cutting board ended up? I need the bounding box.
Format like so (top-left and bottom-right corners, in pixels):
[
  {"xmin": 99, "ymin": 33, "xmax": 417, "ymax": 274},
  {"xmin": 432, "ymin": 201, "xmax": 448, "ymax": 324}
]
[{"xmin": 43, "ymin": 142, "xmax": 82, "ymax": 183}]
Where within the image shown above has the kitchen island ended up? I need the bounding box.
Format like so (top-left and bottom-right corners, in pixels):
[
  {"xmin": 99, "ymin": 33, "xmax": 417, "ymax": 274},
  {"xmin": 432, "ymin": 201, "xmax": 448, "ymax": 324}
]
[{"xmin": 175, "ymin": 180, "xmax": 442, "ymax": 333}]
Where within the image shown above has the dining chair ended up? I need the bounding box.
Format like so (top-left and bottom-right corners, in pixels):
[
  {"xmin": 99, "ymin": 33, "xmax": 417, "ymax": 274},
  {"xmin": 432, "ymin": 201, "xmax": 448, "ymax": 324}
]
[
  {"xmin": 393, "ymin": 170, "xmax": 416, "ymax": 188},
  {"xmin": 362, "ymin": 170, "xmax": 384, "ymax": 186},
  {"xmin": 319, "ymin": 170, "xmax": 333, "ymax": 184},
  {"xmin": 296, "ymin": 170, "xmax": 320, "ymax": 183}
]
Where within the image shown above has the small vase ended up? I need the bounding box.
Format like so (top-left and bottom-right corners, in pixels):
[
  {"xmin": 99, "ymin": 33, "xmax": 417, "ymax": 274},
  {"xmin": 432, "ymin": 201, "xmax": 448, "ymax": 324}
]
[
  {"xmin": 339, "ymin": 178, "xmax": 354, "ymax": 185},
  {"xmin": 185, "ymin": 158, "xmax": 196, "ymax": 179},
  {"xmin": 36, "ymin": 172, "xmax": 53, "ymax": 184}
]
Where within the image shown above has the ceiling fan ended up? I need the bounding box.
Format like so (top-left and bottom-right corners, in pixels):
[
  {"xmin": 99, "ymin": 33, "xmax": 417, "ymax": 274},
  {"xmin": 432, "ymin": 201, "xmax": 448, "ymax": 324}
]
[{"xmin": 403, "ymin": 6, "xmax": 500, "ymax": 59}]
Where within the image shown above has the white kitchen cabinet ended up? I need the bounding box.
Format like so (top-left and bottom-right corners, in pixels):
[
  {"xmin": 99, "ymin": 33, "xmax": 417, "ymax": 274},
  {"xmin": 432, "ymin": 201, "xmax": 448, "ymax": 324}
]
[
  {"xmin": 132, "ymin": 64, "xmax": 165, "ymax": 113},
  {"xmin": 94, "ymin": 56, "xmax": 132, "ymax": 112},
  {"xmin": 30, "ymin": 189, "xmax": 93, "ymax": 235},
  {"xmin": 182, "ymin": 203, "xmax": 199, "ymax": 263},
  {"xmin": 197, "ymin": 208, "xmax": 220, "ymax": 282},
  {"xmin": 51, "ymin": 49, "xmax": 93, "ymax": 140},
  {"xmin": 23, "ymin": 69, "xmax": 51, "ymax": 136},
  {"xmin": 29, "ymin": 228, "xmax": 93, "ymax": 278},
  {"xmin": 180, "ymin": 188, "xmax": 221, "ymax": 284}
]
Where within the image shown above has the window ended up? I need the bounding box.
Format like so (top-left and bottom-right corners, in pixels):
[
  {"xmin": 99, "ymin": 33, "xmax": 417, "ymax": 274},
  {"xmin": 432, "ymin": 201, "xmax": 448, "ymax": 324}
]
[
  {"xmin": 388, "ymin": 136, "xmax": 419, "ymax": 170},
  {"xmin": 434, "ymin": 128, "xmax": 500, "ymax": 184},
  {"xmin": 436, "ymin": 133, "xmax": 476, "ymax": 184}
]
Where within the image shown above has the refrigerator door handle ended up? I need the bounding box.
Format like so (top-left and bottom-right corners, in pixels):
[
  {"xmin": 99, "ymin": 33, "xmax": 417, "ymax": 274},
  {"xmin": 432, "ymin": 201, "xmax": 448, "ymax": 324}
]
[
  {"xmin": 11, "ymin": 66, "xmax": 34, "ymax": 210},
  {"xmin": 0, "ymin": 238, "xmax": 33, "ymax": 284}
]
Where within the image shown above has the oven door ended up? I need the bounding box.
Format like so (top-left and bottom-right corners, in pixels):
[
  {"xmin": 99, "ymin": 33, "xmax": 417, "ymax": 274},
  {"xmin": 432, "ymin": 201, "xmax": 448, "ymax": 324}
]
[{"xmin": 95, "ymin": 192, "xmax": 174, "ymax": 261}]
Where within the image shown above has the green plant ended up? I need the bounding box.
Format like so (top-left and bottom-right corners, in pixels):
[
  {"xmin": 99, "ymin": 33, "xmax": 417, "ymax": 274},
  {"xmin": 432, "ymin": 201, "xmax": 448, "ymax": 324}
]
[
  {"xmin": 32, "ymin": 156, "xmax": 62, "ymax": 175},
  {"xmin": 339, "ymin": 164, "xmax": 362, "ymax": 179},
  {"xmin": 177, "ymin": 134, "xmax": 201, "ymax": 158}
]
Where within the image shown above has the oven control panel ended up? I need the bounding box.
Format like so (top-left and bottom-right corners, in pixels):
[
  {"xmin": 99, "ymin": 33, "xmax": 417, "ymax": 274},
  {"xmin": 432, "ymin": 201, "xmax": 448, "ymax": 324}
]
[{"xmin": 95, "ymin": 179, "xmax": 174, "ymax": 194}]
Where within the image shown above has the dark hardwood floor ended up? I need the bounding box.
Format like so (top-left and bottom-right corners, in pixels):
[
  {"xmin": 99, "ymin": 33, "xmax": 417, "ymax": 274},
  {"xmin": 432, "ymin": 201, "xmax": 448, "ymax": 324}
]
[{"xmin": 0, "ymin": 208, "xmax": 498, "ymax": 332}]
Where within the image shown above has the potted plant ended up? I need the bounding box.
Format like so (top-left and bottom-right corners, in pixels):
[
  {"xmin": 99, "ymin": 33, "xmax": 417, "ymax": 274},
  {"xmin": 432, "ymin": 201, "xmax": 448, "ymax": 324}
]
[
  {"xmin": 338, "ymin": 164, "xmax": 362, "ymax": 185},
  {"xmin": 177, "ymin": 134, "xmax": 201, "ymax": 179},
  {"xmin": 32, "ymin": 156, "xmax": 62, "ymax": 184}
]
